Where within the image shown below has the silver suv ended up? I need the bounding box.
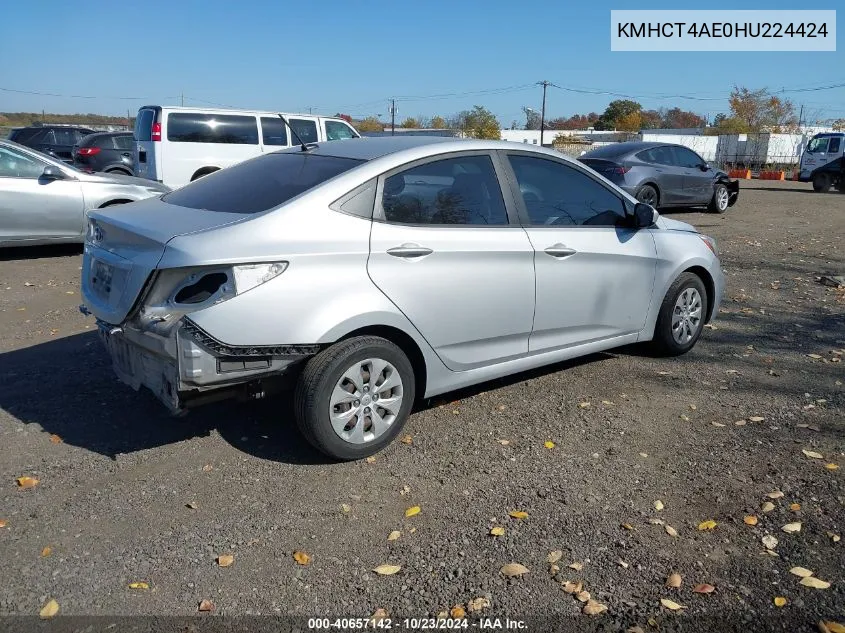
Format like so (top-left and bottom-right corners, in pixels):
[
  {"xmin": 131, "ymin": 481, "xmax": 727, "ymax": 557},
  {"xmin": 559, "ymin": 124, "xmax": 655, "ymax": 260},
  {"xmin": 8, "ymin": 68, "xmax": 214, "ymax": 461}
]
[{"xmin": 81, "ymin": 137, "xmax": 724, "ymax": 460}]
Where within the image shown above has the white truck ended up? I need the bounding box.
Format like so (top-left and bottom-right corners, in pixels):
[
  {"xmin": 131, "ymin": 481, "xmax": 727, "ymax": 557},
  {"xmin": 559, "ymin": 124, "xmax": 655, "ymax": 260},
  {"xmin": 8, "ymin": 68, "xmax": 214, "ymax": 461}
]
[{"xmin": 797, "ymin": 132, "xmax": 844, "ymax": 192}]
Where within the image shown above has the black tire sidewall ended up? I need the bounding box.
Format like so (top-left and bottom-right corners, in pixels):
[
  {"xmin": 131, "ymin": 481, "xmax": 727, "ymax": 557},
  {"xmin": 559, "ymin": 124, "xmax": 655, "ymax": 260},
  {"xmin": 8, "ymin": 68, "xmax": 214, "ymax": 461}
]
[
  {"xmin": 295, "ymin": 337, "xmax": 415, "ymax": 461},
  {"xmin": 711, "ymin": 184, "xmax": 729, "ymax": 213},
  {"xmin": 813, "ymin": 173, "xmax": 830, "ymax": 193},
  {"xmin": 654, "ymin": 273, "xmax": 708, "ymax": 356},
  {"xmin": 636, "ymin": 185, "xmax": 658, "ymax": 207}
]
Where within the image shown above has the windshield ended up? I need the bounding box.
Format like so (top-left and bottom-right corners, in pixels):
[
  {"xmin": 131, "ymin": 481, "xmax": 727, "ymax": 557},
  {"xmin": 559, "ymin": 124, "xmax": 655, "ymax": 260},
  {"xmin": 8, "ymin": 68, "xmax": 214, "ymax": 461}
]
[
  {"xmin": 807, "ymin": 137, "xmax": 829, "ymax": 153},
  {"xmin": 162, "ymin": 152, "xmax": 364, "ymax": 213}
]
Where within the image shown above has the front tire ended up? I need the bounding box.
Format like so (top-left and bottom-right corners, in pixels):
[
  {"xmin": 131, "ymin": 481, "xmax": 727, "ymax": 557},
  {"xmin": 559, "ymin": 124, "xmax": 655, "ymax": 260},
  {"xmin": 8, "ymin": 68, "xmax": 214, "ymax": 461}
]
[
  {"xmin": 651, "ymin": 273, "xmax": 708, "ymax": 357},
  {"xmin": 294, "ymin": 336, "xmax": 415, "ymax": 460},
  {"xmin": 813, "ymin": 173, "xmax": 831, "ymax": 193},
  {"xmin": 708, "ymin": 183, "xmax": 730, "ymax": 213}
]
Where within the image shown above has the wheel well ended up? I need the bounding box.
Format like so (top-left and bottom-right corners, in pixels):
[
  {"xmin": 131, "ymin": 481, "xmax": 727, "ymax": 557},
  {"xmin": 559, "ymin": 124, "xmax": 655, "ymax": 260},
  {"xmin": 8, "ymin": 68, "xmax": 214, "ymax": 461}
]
[
  {"xmin": 638, "ymin": 182, "xmax": 660, "ymax": 204},
  {"xmin": 338, "ymin": 325, "xmax": 427, "ymax": 400},
  {"xmin": 191, "ymin": 167, "xmax": 219, "ymax": 181},
  {"xmin": 105, "ymin": 167, "xmax": 131, "ymax": 175},
  {"xmin": 98, "ymin": 199, "xmax": 133, "ymax": 208},
  {"xmin": 684, "ymin": 265, "xmax": 715, "ymax": 322}
]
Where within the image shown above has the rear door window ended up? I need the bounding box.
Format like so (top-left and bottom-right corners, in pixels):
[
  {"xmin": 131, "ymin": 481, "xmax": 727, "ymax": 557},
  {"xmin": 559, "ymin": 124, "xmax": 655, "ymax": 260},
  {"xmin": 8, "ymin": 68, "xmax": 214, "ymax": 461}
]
[
  {"xmin": 829, "ymin": 137, "xmax": 841, "ymax": 153},
  {"xmin": 162, "ymin": 153, "xmax": 363, "ymax": 213},
  {"xmin": 167, "ymin": 113, "xmax": 259, "ymax": 144},
  {"xmin": 672, "ymin": 146, "xmax": 703, "ymax": 168},
  {"xmin": 260, "ymin": 117, "xmax": 289, "ymax": 146},
  {"xmin": 114, "ymin": 135, "xmax": 134, "ymax": 150},
  {"xmin": 290, "ymin": 119, "xmax": 319, "ymax": 144}
]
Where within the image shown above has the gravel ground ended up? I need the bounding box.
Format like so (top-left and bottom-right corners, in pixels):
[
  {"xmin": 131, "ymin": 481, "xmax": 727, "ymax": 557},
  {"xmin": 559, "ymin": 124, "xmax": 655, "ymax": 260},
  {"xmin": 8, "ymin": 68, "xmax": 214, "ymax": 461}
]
[{"xmin": 0, "ymin": 180, "xmax": 843, "ymax": 632}]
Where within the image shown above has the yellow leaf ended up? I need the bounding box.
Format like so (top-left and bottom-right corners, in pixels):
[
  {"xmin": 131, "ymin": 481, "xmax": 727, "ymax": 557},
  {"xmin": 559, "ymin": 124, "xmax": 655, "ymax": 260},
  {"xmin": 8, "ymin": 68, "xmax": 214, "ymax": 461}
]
[
  {"xmin": 544, "ymin": 440, "xmax": 555, "ymax": 449},
  {"xmin": 400, "ymin": 435, "xmax": 413, "ymax": 445},
  {"xmin": 744, "ymin": 515, "xmax": 759, "ymax": 526},
  {"xmin": 762, "ymin": 535, "xmax": 779, "ymax": 550},
  {"xmin": 49, "ymin": 434, "xmax": 62, "ymax": 444},
  {"xmin": 341, "ymin": 503, "xmax": 351, "ymax": 513},
  {"xmin": 826, "ymin": 531, "xmax": 841, "ymax": 543},
  {"xmin": 774, "ymin": 596, "xmax": 787, "ymax": 607},
  {"xmin": 666, "ymin": 572, "xmax": 682, "ymax": 588},
  {"xmin": 547, "ymin": 550, "xmax": 563, "ymax": 564},
  {"xmin": 450, "ymin": 605, "xmax": 466, "ymax": 619},
  {"xmin": 748, "ymin": 416, "xmax": 765, "ymax": 422},
  {"xmin": 216, "ymin": 554, "xmax": 234, "ymax": 567},
  {"xmin": 500, "ymin": 562, "xmax": 529, "ymax": 577},
  {"xmin": 665, "ymin": 525, "xmax": 678, "ymax": 537},
  {"xmin": 582, "ymin": 599, "xmax": 608, "ymax": 615},
  {"xmin": 790, "ymin": 503, "xmax": 801, "ymax": 512},
  {"xmin": 497, "ymin": 439, "xmax": 511, "ymax": 446},
  {"xmin": 762, "ymin": 502, "xmax": 776, "ymax": 513},
  {"xmin": 803, "ymin": 449, "xmax": 824, "ymax": 459},
  {"xmin": 16, "ymin": 476, "xmax": 39, "ymax": 489},
  {"xmin": 562, "ymin": 581, "xmax": 582, "ymax": 594},
  {"xmin": 698, "ymin": 520, "xmax": 718, "ymax": 531},
  {"xmin": 767, "ymin": 490, "xmax": 785, "ymax": 499},
  {"xmin": 621, "ymin": 523, "xmax": 634, "ymax": 531},
  {"xmin": 387, "ymin": 530, "xmax": 401, "ymax": 541},
  {"xmin": 370, "ymin": 608, "xmax": 389, "ymax": 623},
  {"xmin": 576, "ymin": 590, "xmax": 591, "ymax": 603},
  {"xmin": 373, "ymin": 564, "xmax": 401, "ymax": 575},
  {"xmin": 578, "ymin": 401, "xmax": 591, "ymax": 409},
  {"xmin": 365, "ymin": 456, "xmax": 376, "ymax": 464},
  {"xmin": 128, "ymin": 582, "xmax": 149, "ymax": 590},
  {"xmin": 39, "ymin": 599, "xmax": 59, "ymax": 619},
  {"xmin": 819, "ymin": 622, "xmax": 845, "ymax": 633},
  {"xmin": 654, "ymin": 500, "xmax": 664, "ymax": 511},
  {"xmin": 0, "ymin": 520, "xmax": 7, "ymax": 528},
  {"xmin": 789, "ymin": 566, "xmax": 814, "ymax": 578},
  {"xmin": 467, "ymin": 597, "xmax": 489, "ymax": 612},
  {"xmin": 405, "ymin": 505, "xmax": 421, "ymax": 517},
  {"xmin": 198, "ymin": 599, "xmax": 214, "ymax": 612},
  {"xmin": 781, "ymin": 522, "xmax": 802, "ymax": 534},
  {"xmin": 826, "ymin": 463, "xmax": 840, "ymax": 471},
  {"xmin": 489, "ymin": 526, "xmax": 505, "ymax": 537},
  {"xmin": 800, "ymin": 576, "xmax": 831, "ymax": 589},
  {"xmin": 693, "ymin": 584, "xmax": 715, "ymax": 594},
  {"xmin": 569, "ymin": 562, "xmax": 584, "ymax": 571},
  {"xmin": 41, "ymin": 546, "xmax": 52, "ymax": 557},
  {"xmin": 660, "ymin": 598, "xmax": 685, "ymax": 611},
  {"xmin": 508, "ymin": 510, "xmax": 528, "ymax": 520},
  {"xmin": 293, "ymin": 551, "xmax": 311, "ymax": 566}
]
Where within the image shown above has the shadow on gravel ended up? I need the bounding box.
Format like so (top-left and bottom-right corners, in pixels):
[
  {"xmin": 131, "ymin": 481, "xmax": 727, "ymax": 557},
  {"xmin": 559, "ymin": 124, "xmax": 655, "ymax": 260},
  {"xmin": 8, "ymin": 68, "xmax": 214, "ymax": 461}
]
[
  {"xmin": 0, "ymin": 243, "xmax": 82, "ymax": 262},
  {"xmin": 0, "ymin": 331, "xmax": 330, "ymax": 465}
]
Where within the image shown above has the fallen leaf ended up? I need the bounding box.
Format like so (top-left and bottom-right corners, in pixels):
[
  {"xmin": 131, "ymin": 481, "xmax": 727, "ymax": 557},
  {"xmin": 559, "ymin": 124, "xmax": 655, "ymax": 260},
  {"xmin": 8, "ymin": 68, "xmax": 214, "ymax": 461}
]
[
  {"xmin": 807, "ymin": 353, "xmax": 823, "ymax": 359},
  {"xmin": 665, "ymin": 525, "xmax": 678, "ymax": 537},
  {"xmin": 293, "ymin": 551, "xmax": 311, "ymax": 566},
  {"xmin": 782, "ymin": 522, "xmax": 802, "ymax": 534},
  {"xmin": 621, "ymin": 523, "xmax": 634, "ymax": 531},
  {"xmin": 341, "ymin": 503, "xmax": 351, "ymax": 513},
  {"xmin": 49, "ymin": 434, "xmax": 62, "ymax": 444},
  {"xmin": 128, "ymin": 582, "xmax": 149, "ymax": 590},
  {"xmin": 789, "ymin": 566, "xmax": 814, "ymax": 578},
  {"xmin": 666, "ymin": 572, "xmax": 682, "ymax": 588},
  {"xmin": 734, "ymin": 419, "xmax": 747, "ymax": 426},
  {"xmin": 16, "ymin": 476, "xmax": 39, "ymax": 489},
  {"xmin": 803, "ymin": 449, "xmax": 824, "ymax": 459},
  {"xmin": 405, "ymin": 506, "xmax": 421, "ymax": 517},
  {"xmin": 693, "ymin": 584, "xmax": 715, "ymax": 594},
  {"xmin": 578, "ymin": 401, "xmax": 591, "ymax": 409},
  {"xmin": 569, "ymin": 562, "xmax": 584, "ymax": 571},
  {"xmin": 369, "ymin": 608, "xmax": 389, "ymax": 624},
  {"xmin": 654, "ymin": 500, "xmax": 664, "ymax": 511},
  {"xmin": 388, "ymin": 530, "xmax": 401, "ymax": 541},
  {"xmin": 400, "ymin": 435, "xmax": 413, "ymax": 445},
  {"xmin": 544, "ymin": 440, "xmax": 555, "ymax": 449},
  {"xmin": 800, "ymin": 576, "xmax": 831, "ymax": 589},
  {"xmin": 744, "ymin": 515, "xmax": 759, "ymax": 526},
  {"xmin": 826, "ymin": 531, "xmax": 841, "ymax": 543},
  {"xmin": 826, "ymin": 463, "xmax": 840, "ymax": 471},
  {"xmin": 698, "ymin": 520, "xmax": 718, "ymax": 531},
  {"xmin": 400, "ymin": 485, "xmax": 410, "ymax": 495},
  {"xmin": 711, "ymin": 422, "xmax": 726, "ymax": 427},
  {"xmin": 366, "ymin": 456, "xmax": 376, "ymax": 464},
  {"xmin": 790, "ymin": 503, "xmax": 801, "ymax": 512},
  {"xmin": 198, "ymin": 599, "xmax": 214, "ymax": 612},
  {"xmin": 576, "ymin": 590, "xmax": 591, "ymax": 603},
  {"xmin": 648, "ymin": 518, "xmax": 665, "ymax": 525},
  {"xmin": 767, "ymin": 490, "xmax": 785, "ymax": 499},
  {"xmin": 762, "ymin": 535, "xmax": 779, "ymax": 550},
  {"xmin": 582, "ymin": 599, "xmax": 608, "ymax": 615},
  {"xmin": 500, "ymin": 563, "xmax": 529, "ymax": 577},
  {"xmin": 550, "ymin": 563, "xmax": 560, "ymax": 574},
  {"xmin": 216, "ymin": 554, "xmax": 234, "ymax": 567},
  {"xmin": 373, "ymin": 564, "xmax": 401, "ymax": 575},
  {"xmin": 508, "ymin": 510, "xmax": 528, "ymax": 520},
  {"xmin": 497, "ymin": 439, "xmax": 511, "ymax": 446},
  {"xmin": 660, "ymin": 598, "xmax": 686, "ymax": 611},
  {"xmin": 748, "ymin": 416, "xmax": 765, "ymax": 422},
  {"xmin": 601, "ymin": 400, "xmax": 614, "ymax": 405},
  {"xmin": 547, "ymin": 550, "xmax": 563, "ymax": 564},
  {"xmin": 762, "ymin": 502, "xmax": 776, "ymax": 513},
  {"xmin": 819, "ymin": 622, "xmax": 845, "ymax": 633},
  {"xmin": 639, "ymin": 452, "xmax": 649, "ymax": 458},
  {"xmin": 0, "ymin": 520, "xmax": 7, "ymax": 528},
  {"xmin": 39, "ymin": 599, "xmax": 59, "ymax": 619},
  {"xmin": 773, "ymin": 596, "xmax": 787, "ymax": 607},
  {"xmin": 450, "ymin": 605, "xmax": 466, "ymax": 619},
  {"xmin": 627, "ymin": 628, "xmax": 646, "ymax": 633},
  {"xmin": 618, "ymin": 559, "xmax": 629, "ymax": 569},
  {"xmin": 467, "ymin": 597, "xmax": 489, "ymax": 612},
  {"xmin": 202, "ymin": 464, "xmax": 213, "ymax": 472},
  {"xmin": 41, "ymin": 546, "xmax": 51, "ymax": 557},
  {"xmin": 489, "ymin": 526, "xmax": 505, "ymax": 537},
  {"xmin": 562, "ymin": 581, "xmax": 582, "ymax": 594}
]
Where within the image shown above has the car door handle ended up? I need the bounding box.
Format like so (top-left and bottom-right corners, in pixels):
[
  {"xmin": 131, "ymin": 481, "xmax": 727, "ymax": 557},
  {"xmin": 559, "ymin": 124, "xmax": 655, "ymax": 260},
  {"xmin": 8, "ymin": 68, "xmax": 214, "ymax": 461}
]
[
  {"xmin": 121, "ymin": 152, "xmax": 132, "ymax": 157},
  {"xmin": 544, "ymin": 244, "xmax": 577, "ymax": 258},
  {"xmin": 387, "ymin": 244, "xmax": 433, "ymax": 258}
]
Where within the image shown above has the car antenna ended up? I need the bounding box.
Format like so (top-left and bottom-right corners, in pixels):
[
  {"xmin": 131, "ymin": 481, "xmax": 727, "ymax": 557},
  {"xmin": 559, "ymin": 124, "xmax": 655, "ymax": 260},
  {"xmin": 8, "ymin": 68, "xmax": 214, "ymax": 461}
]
[{"xmin": 277, "ymin": 114, "xmax": 314, "ymax": 152}]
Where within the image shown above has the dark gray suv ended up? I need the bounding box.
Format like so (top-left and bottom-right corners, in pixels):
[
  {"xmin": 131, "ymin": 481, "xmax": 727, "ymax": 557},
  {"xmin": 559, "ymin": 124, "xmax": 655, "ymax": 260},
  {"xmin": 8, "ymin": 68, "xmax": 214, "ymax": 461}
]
[
  {"xmin": 579, "ymin": 141, "xmax": 739, "ymax": 213},
  {"xmin": 72, "ymin": 132, "xmax": 135, "ymax": 175}
]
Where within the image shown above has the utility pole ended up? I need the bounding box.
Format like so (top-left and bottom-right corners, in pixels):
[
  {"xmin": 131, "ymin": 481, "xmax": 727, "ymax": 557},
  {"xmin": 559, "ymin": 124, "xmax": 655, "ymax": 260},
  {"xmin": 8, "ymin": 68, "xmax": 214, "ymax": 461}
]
[
  {"xmin": 538, "ymin": 80, "xmax": 552, "ymax": 146},
  {"xmin": 798, "ymin": 103, "xmax": 804, "ymax": 130},
  {"xmin": 390, "ymin": 99, "xmax": 396, "ymax": 136},
  {"xmin": 181, "ymin": 92, "xmax": 184, "ymax": 107}
]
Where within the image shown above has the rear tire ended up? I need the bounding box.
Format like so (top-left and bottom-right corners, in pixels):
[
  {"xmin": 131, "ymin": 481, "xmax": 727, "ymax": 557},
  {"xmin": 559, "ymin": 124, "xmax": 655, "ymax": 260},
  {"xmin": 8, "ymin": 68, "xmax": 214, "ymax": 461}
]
[
  {"xmin": 813, "ymin": 173, "xmax": 831, "ymax": 193},
  {"xmin": 636, "ymin": 184, "xmax": 659, "ymax": 208},
  {"xmin": 651, "ymin": 272, "xmax": 708, "ymax": 357},
  {"xmin": 106, "ymin": 168, "xmax": 131, "ymax": 176},
  {"xmin": 294, "ymin": 336, "xmax": 415, "ymax": 461},
  {"xmin": 191, "ymin": 167, "xmax": 219, "ymax": 181},
  {"xmin": 708, "ymin": 183, "xmax": 730, "ymax": 213}
]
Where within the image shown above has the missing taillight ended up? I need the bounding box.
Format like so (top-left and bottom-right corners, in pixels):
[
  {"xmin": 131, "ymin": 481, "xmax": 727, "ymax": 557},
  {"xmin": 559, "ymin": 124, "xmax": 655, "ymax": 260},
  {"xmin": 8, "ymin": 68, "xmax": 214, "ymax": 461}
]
[{"xmin": 174, "ymin": 273, "xmax": 228, "ymax": 305}]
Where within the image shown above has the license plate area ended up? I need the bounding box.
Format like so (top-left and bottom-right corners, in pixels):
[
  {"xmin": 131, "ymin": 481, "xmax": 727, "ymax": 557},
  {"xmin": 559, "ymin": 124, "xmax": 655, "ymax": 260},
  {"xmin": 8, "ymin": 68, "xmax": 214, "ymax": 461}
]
[{"xmin": 91, "ymin": 260, "xmax": 114, "ymax": 299}]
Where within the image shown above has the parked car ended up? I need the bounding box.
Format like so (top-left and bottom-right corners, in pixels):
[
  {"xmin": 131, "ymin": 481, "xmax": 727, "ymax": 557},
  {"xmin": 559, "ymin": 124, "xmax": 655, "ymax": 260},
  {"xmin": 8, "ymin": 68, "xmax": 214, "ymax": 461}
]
[
  {"xmin": 578, "ymin": 141, "xmax": 739, "ymax": 213},
  {"xmin": 8, "ymin": 125, "xmax": 96, "ymax": 163},
  {"xmin": 72, "ymin": 132, "xmax": 135, "ymax": 176},
  {"xmin": 133, "ymin": 106, "xmax": 361, "ymax": 188},
  {"xmin": 81, "ymin": 137, "xmax": 723, "ymax": 460},
  {"xmin": 0, "ymin": 140, "xmax": 169, "ymax": 248}
]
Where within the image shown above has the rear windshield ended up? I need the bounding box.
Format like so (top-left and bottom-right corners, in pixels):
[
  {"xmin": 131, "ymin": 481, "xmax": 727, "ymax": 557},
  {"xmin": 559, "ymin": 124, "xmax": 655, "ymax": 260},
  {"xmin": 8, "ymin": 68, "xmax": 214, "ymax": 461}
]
[
  {"xmin": 9, "ymin": 128, "xmax": 42, "ymax": 143},
  {"xmin": 135, "ymin": 109, "xmax": 155, "ymax": 141},
  {"xmin": 162, "ymin": 153, "xmax": 364, "ymax": 214}
]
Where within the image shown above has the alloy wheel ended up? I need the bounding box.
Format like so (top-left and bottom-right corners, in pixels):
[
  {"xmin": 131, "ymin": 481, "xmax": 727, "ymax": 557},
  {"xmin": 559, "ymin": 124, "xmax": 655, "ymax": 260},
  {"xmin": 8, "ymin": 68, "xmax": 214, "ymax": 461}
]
[{"xmin": 671, "ymin": 287, "xmax": 703, "ymax": 345}]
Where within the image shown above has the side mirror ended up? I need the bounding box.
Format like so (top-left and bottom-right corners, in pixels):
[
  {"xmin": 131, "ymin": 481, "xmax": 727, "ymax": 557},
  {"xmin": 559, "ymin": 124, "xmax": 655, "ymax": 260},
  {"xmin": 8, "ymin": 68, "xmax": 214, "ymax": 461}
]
[
  {"xmin": 41, "ymin": 166, "xmax": 65, "ymax": 181},
  {"xmin": 698, "ymin": 163, "xmax": 709, "ymax": 171},
  {"xmin": 633, "ymin": 202, "xmax": 656, "ymax": 228}
]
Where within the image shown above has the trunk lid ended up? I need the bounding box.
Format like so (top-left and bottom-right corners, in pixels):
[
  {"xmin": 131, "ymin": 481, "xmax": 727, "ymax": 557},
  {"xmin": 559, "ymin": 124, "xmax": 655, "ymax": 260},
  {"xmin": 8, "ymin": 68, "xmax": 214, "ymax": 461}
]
[{"xmin": 81, "ymin": 196, "xmax": 247, "ymax": 324}]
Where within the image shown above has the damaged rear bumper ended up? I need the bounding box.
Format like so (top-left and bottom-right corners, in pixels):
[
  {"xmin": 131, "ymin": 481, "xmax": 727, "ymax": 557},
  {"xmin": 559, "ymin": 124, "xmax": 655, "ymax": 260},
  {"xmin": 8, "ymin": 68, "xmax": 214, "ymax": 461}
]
[{"xmin": 96, "ymin": 318, "xmax": 319, "ymax": 413}]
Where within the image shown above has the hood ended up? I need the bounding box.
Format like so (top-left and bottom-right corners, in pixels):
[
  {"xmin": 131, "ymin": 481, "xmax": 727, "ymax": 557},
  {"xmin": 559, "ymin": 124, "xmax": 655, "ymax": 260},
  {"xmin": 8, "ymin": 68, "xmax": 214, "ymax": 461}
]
[
  {"xmin": 78, "ymin": 171, "xmax": 170, "ymax": 191},
  {"xmin": 656, "ymin": 216, "xmax": 697, "ymax": 233}
]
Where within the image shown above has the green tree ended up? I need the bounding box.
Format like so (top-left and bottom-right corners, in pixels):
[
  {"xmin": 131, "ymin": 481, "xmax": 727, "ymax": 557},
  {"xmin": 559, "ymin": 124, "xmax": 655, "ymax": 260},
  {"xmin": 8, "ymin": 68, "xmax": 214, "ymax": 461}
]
[
  {"xmin": 719, "ymin": 86, "xmax": 797, "ymax": 133},
  {"xmin": 354, "ymin": 116, "xmax": 384, "ymax": 132},
  {"xmin": 452, "ymin": 106, "xmax": 500, "ymax": 139},
  {"xmin": 430, "ymin": 115, "xmax": 447, "ymax": 129},
  {"xmin": 595, "ymin": 100, "xmax": 642, "ymax": 130},
  {"xmin": 400, "ymin": 117, "xmax": 420, "ymax": 128}
]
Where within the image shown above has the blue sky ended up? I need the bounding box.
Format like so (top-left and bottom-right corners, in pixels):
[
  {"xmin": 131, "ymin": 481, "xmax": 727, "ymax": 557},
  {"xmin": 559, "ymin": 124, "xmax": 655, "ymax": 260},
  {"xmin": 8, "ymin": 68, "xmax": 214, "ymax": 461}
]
[{"xmin": 1, "ymin": 0, "xmax": 842, "ymax": 125}]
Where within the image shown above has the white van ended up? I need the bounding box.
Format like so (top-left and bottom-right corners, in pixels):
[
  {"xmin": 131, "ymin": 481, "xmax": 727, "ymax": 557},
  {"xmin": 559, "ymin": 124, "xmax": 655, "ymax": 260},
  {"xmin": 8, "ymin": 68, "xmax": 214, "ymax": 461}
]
[
  {"xmin": 798, "ymin": 132, "xmax": 844, "ymax": 193},
  {"xmin": 133, "ymin": 106, "xmax": 361, "ymax": 189}
]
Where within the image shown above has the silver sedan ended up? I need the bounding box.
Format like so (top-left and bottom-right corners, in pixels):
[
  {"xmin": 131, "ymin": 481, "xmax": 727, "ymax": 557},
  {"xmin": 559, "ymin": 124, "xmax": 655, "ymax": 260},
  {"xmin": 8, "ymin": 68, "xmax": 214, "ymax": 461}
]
[
  {"xmin": 80, "ymin": 136, "xmax": 724, "ymax": 460},
  {"xmin": 0, "ymin": 139, "xmax": 169, "ymax": 247}
]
